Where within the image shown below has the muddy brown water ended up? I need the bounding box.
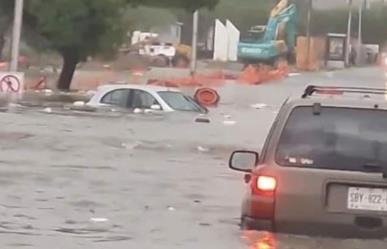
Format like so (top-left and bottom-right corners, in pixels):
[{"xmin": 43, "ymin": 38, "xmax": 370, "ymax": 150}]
[{"xmin": 0, "ymin": 68, "xmax": 387, "ymax": 248}]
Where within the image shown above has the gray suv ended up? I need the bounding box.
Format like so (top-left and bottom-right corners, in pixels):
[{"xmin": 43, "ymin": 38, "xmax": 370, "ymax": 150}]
[{"xmin": 230, "ymin": 86, "xmax": 387, "ymax": 238}]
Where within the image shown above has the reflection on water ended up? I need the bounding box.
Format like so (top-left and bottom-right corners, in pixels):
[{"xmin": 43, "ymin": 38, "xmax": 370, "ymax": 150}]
[
  {"xmin": 242, "ymin": 231, "xmax": 277, "ymax": 249},
  {"xmin": 241, "ymin": 230, "xmax": 387, "ymax": 249}
]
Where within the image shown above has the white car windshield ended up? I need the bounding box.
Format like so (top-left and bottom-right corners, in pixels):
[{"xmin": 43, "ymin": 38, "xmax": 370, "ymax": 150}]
[{"xmin": 158, "ymin": 91, "xmax": 206, "ymax": 113}]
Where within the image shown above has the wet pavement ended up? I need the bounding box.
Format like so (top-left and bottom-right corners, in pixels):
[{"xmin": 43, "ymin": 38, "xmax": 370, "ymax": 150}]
[{"xmin": 0, "ymin": 67, "xmax": 386, "ymax": 248}]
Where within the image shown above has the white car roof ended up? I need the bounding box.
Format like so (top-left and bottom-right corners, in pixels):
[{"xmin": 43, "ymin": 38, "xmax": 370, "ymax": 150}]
[{"xmin": 97, "ymin": 84, "xmax": 181, "ymax": 94}]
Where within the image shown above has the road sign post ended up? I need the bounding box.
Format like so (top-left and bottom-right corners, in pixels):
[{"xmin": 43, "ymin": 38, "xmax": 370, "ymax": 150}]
[
  {"xmin": 190, "ymin": 10, "xmax": 199, "ymax": 76},
  {"xmin": 306, "ymin": 0, "xmax": 313, "ymax": 66},
  {"xmin": 345, "ymin": 0, "xmax": 353, "ymax": 67},
  {"xmin": 0, "ymin": 73, "xmax": 24, "ymax": 96},
  {"xmin": 10, "ymin": 0, "xmax": 24, "ymax": 72},
  {"xmin": 357, "ymin": 0, "xmax": 364, "ymax": 65}
]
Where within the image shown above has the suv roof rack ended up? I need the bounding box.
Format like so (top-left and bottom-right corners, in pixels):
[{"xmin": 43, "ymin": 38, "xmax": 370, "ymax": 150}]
[{"xmin": 302, "ymin": 85, "xmax": 387, "ymax": 99}]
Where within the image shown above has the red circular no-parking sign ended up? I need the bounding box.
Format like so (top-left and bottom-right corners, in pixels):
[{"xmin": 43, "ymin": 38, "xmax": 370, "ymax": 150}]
[{"xmin": 0, "ymin": 75, "xmax": 21, "ymax": 93}]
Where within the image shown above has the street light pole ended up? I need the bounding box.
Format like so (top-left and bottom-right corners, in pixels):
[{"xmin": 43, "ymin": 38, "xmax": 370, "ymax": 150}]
[
  {"xmin": 306, "ymin": 0, "xmax": 313, "ymax": 66},
  {"xmin": 10, "ymin": 0, "xmax": 24, "ymax": 72},
  {"xmin": 190, "ymin": 10, "xmax": 199, "ymax": 76},
  {"xmin": 345, "ymin": 0, "xmax": 353, "ymax": 66},
  {"xmin": 357, "ymin": 0, "xmax": 364, "ymax": 65}
]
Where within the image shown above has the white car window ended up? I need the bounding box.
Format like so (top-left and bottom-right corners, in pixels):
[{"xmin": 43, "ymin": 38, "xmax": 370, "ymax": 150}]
[
  {"xmin": 158, "ymin": 91, "xmax": 205, "ymax": 113},
  {"xmin": 131, "ymin": 90, "xmax": 160, "ymax": 109},
  {"xmin": 101, "ymin": 89, "xmax": 130, "ymax": 108}
]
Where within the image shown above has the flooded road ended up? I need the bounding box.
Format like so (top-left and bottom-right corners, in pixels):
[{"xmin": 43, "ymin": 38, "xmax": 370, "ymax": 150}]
[{"xmin": 0, "ymin": 67, "xmax": 386, "ymax": 248}]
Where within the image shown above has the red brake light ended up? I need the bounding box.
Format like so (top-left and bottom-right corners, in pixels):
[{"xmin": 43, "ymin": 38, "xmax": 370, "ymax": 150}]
[{"xmin": 256, "ymin": 176, "xmax": 277, "ymax": 192}]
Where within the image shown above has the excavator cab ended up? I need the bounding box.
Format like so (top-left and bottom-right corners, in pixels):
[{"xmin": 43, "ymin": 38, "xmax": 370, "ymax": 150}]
[{"xmin": 243, "ymin": 25, "xmax": 266, "ymax": 43}]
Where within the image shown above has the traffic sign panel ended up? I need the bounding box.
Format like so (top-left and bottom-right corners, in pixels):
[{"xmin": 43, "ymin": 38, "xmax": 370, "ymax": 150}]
[{"xmin": 0, "ymin": 73, "xmax": 24, "ymax": 95}]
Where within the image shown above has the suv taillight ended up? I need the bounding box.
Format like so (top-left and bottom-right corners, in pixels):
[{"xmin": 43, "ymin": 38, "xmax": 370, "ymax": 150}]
[
  {"xmin": 251, "ymin": 175, "xmax": 277, "ymax": 196},
  {"xmin": 257, "ymin": 176, "xmax": 277, "ymax": 191},
  {"xmin": 249, "ymin": 175, "xmax": 276, "ymax": 219}
]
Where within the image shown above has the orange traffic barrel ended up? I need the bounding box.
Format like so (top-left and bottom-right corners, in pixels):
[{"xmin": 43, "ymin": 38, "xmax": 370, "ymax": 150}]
[{"xmin": 194, "ymin": 88, "xmax": 220, "ymax": 107}]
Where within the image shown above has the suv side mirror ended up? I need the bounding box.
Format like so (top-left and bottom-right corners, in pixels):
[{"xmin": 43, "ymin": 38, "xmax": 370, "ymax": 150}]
[{"xmin": 229, "ymin": 151, "xmax": 259, "ymax": 172}]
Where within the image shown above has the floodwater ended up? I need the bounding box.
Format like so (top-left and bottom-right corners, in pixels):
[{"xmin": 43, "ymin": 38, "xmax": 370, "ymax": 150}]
[{"xmin": 0, "ymin": 68, "xmax": 386, "ymax": 248}]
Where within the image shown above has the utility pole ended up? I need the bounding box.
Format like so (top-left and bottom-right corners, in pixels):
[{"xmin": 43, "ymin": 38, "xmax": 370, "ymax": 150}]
[
  {"xmin": 345, "ymin": 0, "xmax": 353, "ymax": 67},
  {"xmin": 306, "ymin": 0, "xmax": 313, "ymax": 66},
  {"xmin": 10, "ymin": 0, "xmax": 24, "ymax": 72},
  {"xmin": 190, "ymin": 10, "xmax": 199, "ymax": 76},
  {"xmin": 357, "ymin": 0, "xmax": 364, "ymax": 65}
]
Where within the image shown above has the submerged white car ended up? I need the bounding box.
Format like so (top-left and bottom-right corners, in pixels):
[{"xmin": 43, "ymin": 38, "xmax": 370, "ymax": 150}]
[{"xmin": 87, "ymin": 84, "xmax": 207, "ymax": 113}]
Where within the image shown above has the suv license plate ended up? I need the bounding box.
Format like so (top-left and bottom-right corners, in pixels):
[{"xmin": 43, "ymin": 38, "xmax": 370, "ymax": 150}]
[{"xmin": 348, "ymin": 187, "xmax": 387, "ymax": 211}]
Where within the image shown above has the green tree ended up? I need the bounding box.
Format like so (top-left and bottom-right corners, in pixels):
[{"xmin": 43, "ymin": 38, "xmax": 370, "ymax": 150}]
[
  {"xmin": 131, "ymin": 0, "xmax": 219, "ymax": 12},
  {"xmin": 212, "ymin": 0, "xmax": 272, "ymax": 32},
  {"xmin": 24, "ymin": 0, "xmax": 218, "ymax": 90},
  {"xmin": 361, "ymin": 4, "xmax": 387, "ymax": 45},
  {"xmin": 302, "ymin": 3, "xmax": 387, "ymax": 45},
  {"xmin": 0, "ymin": 1, "xmax": 14, "ymax": 60},
  {"xmin": 24, "ymin": 0, "xmax": 128, "ymax": 90},
  {"xmin": 124, "ymin": 6, "xmax": 177, "ymax": 31},
  {"xmin": 172, "ymin": 0, "xmax": 272, "ymax": 45}
]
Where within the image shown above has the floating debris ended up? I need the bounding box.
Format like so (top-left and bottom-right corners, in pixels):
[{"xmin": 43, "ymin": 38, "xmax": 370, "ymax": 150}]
[
  {"xmin": 251, "ymin": 103, "xmax": 268, "ymax": 109},
  {"xmin": 43, "ymin": 107, "xmax": 52, "ymax": 113},
  {"xmin": 73, "ymin": 101, "xmax": 85, "ymax": 107},
  {"xmin": 133, "ymin": 108, "xmax": 143, "ymax": 114},
  {"xmin": 43, "ymin": 89, "xmax": 53, "ymax": 96},
  {"xmin": 90, "ymin": 217, "xmax": 109, "ymax": 223},
  {"xmin": 195, "ymin": 117, "xmax": 211, "ymax": 123},
  {"xmin": 197, "ymin": 146, "xmax": 210, "ymax": 153},
  {"xmin": 223, "ymin": 120, "xmax": 236, "ymax": 126},
  {"xmin": 167, "ymin": 206, "xmax": 176, "ymax": 212}
]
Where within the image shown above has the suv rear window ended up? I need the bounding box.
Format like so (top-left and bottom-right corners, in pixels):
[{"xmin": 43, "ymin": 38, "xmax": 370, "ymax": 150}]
[{"xmin": 276, "ymin": 106, "xmax": 387, "ymax": 172}]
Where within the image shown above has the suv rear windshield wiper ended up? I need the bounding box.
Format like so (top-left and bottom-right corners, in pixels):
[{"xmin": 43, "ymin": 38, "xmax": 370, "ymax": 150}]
[{"xmin": 362, "ymin": 163, "xmax": 387, "ymax": 174}]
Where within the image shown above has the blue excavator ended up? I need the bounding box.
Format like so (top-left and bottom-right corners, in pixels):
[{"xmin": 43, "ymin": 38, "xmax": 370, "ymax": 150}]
[{"xmin": 238, "ymin": 0, "xmax": 297, "ymax": 65}]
